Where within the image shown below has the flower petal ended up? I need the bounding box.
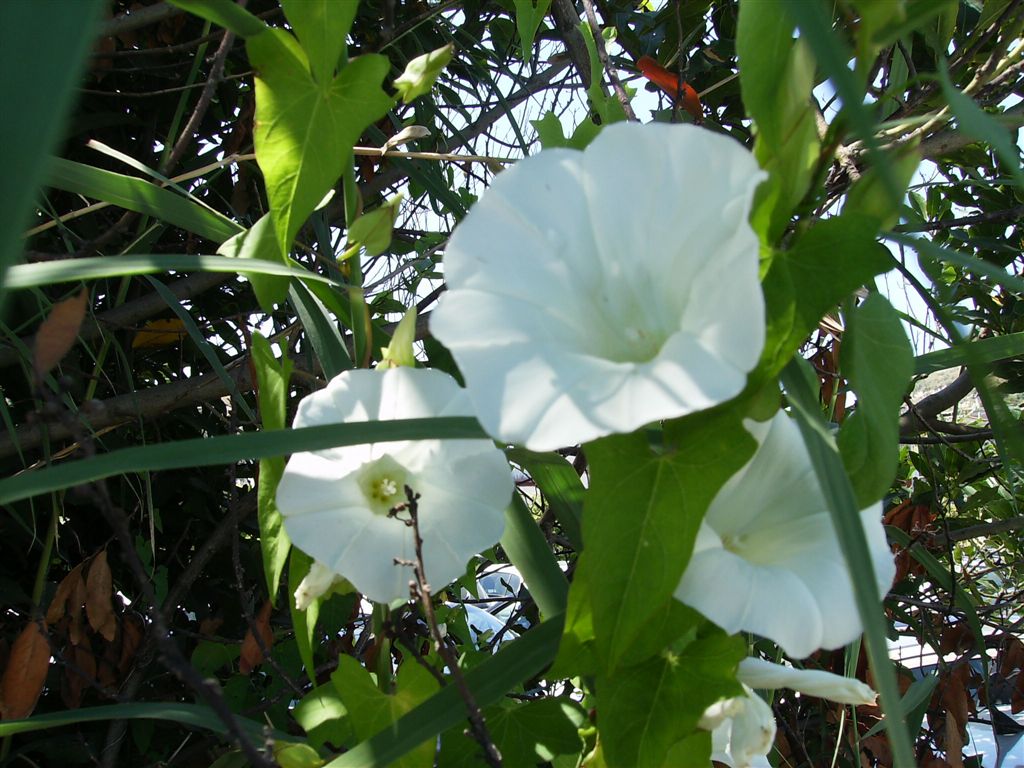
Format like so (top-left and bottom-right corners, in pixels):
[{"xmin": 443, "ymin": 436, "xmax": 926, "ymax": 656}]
[
  {"xmin": 737, "ymin": 658, "xmax": 877, "ymax": 705},
  {"xmin": 431, "ymin": 122, "xmax": 766, "ymax": 450},
  {"xmin": 277, "ymin": 368, "xmax": 513, "ymax": 604},
  {"xmin": 675, "ymin": 411, "xmax": 895, "ymax": 658}
]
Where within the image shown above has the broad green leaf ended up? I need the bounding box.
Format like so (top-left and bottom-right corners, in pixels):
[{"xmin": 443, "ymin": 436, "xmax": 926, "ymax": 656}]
[
  {"xmin": 439, "ymin": 698, "xmax": 584, "ymax": 767},
  {"xmin": 838, "ymin": 294, "xmax": 913, "ymax": 505},
  {"xmin": 663, "ymin": 730, "xmax": 713, "ymax": 768},
  {"xmin": 0, "ymin": 0, "xmax": 103, "ymax": 306},
  {"xmin": 333, "ymin": 657, "xmax": 440, "ymax": 768},
  {"xmin": 218, "ymin": 213, "xmax": 290, "ymax": 310},
  {"xmin": 289, "ymin": 282, "xmax": 353, "ymax": 378},
  {"xmin": 3, "ymin": 254, "xmax": 336, "ymax": 290},
  {"xmin": 252, "ymin": 333, "xmax": 294, "ymax": 603},
  {"xmin": 500, "ymin": 495, "xmax": 568, "ymax": 619},
  {"xmin": 325, "ymin": 617, "xmax": 563, "ymax": 768},
  {"xmin": 0, "ymin": 418, "xmax": 487, "ymax": 505},
  {"xmin": 938, "ymin": 63, "xmax": 1024, "ymax": 188},
  {"xmin": 293, "ymin": 684, "xmax": 353, "ymax": 750},
  {"xmin": 168, "ymin": 0, "xmax": 267, "ymax": 37},
  {"xmin": 45, "ymin": 158, "xmax": 242, "ymax": 244},
  {"xmin": 584, "ymin": 409, "xmax": 754, "ymax": 672},
  {"xmin": 512, "ymin": 0, "xmax": 552, "ymax": 60},
  {"xmin": 280, "ymin": 0, "xmax": 357, "ymax": 84},
  {"xmin": 761, "ymin": 214, "xmax": 891, "ymax": 375},
  {"xmin": 914, "ymin": 331, "xmax": 1024, "ymax": 374},
  {"xmin": 781, "ymin": 0, "xmax": 902, "ymax": 204},
  {"xmin": 737, "ymin": 0, "xmax": 819, "ymax": 244},
  {"xmin": 598, "ymin": 632, "xmax": 744, "ymax": 768},
  {"xmin": 843, "ymin": 147, "xmax": 920, "ymax": 232},
  {"xmin": 248, "ymin": 28, "xmax": 394, "ymax": 255},
  {"xmin": 530, "ymin": 111, "xmax": 601, "ymax": 152},
  {"xmin": 274, "ymin": 742, "xmax": 325, "ymax": 768},
  {"xmin": 781, "ymin": 359, "xmax": 915, "ymax": 768},
  {"xmin": 394, "ymin": 44, "xmax": 455, "ymax": 102}
]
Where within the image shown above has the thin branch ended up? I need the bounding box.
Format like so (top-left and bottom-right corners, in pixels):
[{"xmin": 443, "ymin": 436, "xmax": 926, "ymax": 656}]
[{"xmin": 580, "ymin": 0, "xmax": 637, "ymax": 122}]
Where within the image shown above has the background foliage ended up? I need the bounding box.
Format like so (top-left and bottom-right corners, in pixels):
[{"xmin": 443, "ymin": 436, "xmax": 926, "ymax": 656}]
[{"xmin": 0, "ymin": 0, "xmax": 1022, "ymax": 766}]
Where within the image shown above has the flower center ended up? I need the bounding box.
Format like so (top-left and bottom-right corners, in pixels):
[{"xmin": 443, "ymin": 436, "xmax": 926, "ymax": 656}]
[{"xmin": 356, "ymin": 454, "xmax": 410, "ymax": 516}]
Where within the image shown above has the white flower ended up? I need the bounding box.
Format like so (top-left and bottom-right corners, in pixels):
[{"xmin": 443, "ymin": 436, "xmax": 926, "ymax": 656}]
[
  {"xmin": 429, "ymin": 122, "xmax": 766, "ymax": 451},
  {"xmin": 737, "ymin": 657, "xmax": 877, "ymax": 706},
  {"xmin": 701, "ymin": 685, "xmax": 775, "ymax": 768},
  {"xmin": 699, "ymin": 660, "xmax": 877, "ymax": 768},
  {"xmin": 276, "ymin": 367, "xmax": 514, "ymax": 604},
  {"xmin": 674, "ymin": 410, "xmax": 896, "ymax": 659}
]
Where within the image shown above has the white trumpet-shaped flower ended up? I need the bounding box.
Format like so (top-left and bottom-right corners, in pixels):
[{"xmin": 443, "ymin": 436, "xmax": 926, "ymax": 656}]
[
  {"xmin": 276, "ymin": 367, "xmax": 514, "ymax": 604},
  {"xmin": 700, "ymin": 659, "xmax": 878, "ymax": 767},
  {"xmin": 675, "ymin": 411, "xmax": 896, "ymax": 659},
  {"xmin": 700, "ymin": 685, "xmax": 775, "ymax": 768},
  {"xmin": 430, "ymin": 122, "xmax": 766, "ymax": 450}
]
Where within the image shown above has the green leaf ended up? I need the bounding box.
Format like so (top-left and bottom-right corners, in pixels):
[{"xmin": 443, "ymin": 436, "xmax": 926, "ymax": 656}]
[
  {"xmin": 501, "ymin": 495, "xmax": 569, "ymax": 619},
  {"xmin": 598, "ymin": 632, "xmax": 744, "ymax": 768},
  {"xmin": 168, "ymin": 0, "xmax": 267, "ymax": 37},
  {"xmin": 843, "ymin": 147, "xmax": 920, "ymax": 232},
  {"xmin": 584, "ymin": 409, "xmax": 754, "ymax": 672},
  {"xmin": 293, "ymin": 685, "xmax": 353, "ymax": 750},
  {"xmin": 761, "ymin": 214, "xmax": 892, "ymax": 375},
  {"xmin": 512, "ymin": 0, "xmax": 552, "ymax": 60},
  {"xmin": 0, "ymin": 418, "xmax": 487, "ymax": 505},
  {"xmin": 45, "ymin": 158, "xmax": 242, "ymax": 244},
  {"xmin": 280, "ymin": 0, "xmax": 357, "ymax": 84},
  {"xmin": 252, "ymin": 333, "xmax": 294, "ymax": 603},
  {"xmin": 217, "ymin": 213, "xmax": 291, "ymax": 310},
  {"xmin": 0, "ymin": 701, "xmax": 283, "ymax": 741},
  {"xmin": 0, "ymin": 0, "xmax": 104, "ymax": 306},
  {"xmin": 274, "ymin": 742, "xmax": 326, "ymax": 768},
  {"xmin": 439, "ymin": 698, "xmax": 584, "ymax": 767},
  {"xmin": 333, "ymin": 657, "xmax": 440, "ymax": 768},
  {"xmin": 289, "ymin": 282, "xmax": 353, "ymax": 379},
  {"xmin": 781, "ymin": 359, "xmax": 915, "ymax": 768},
  {"xmin": 289, "ymin": 548, "xmax": 320, "ymax": 680},
  {"xmin": 838, "ymin": 294, "xmax": 913, "ymax": 505},
  {"xmin": 914, "ymin": 331, "xmax": 1024, "ymax": 375},
  {"xmin": 737, "ymin": 1, "xmax": 819, "ymax": 244},
  {"xmin": 2, "ymin": 254, "xmax": 337, "ymax": 290},
  {"xmin": 325, "ymin": 617, "xmax": 563, "ymax": 768},
  {"xmin": 247, "ymin": 28, "xmax": 394, "ymax": 255},
  {"xmin": 379, "ymin": 305, "xmax": 418, "ymax": 369},
  {"xmin": 506, "ymin": 448, "xmax": 584, "ymax": 550},
  {"xmin": 393, "ymin": 43, "xmax": 455, "ymax": 102},
  {"xmin": 938, "ymin": 63, "xmax": 1024, "ymax": 188},
  {"xmin": 348, "ymin": 196, "xmax": 403, "ymax": 257}
]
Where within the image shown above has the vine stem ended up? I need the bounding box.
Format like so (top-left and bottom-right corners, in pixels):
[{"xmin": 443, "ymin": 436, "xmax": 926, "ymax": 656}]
[{"xmin": 394, "ymin": 487, "xmax": 503, "ymax": 768}]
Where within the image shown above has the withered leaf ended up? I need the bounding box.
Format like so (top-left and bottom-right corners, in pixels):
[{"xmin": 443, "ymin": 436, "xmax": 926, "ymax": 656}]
[
  {"xmin": 239, "ymin": 601, "xmax": 273, "ymax": 674},
  {"xmin": 1, "ymin": 619, "xmax": 51, "ymax": 720},
  {"xmin": 85, "ymin": 550, "xmax": 117, "ymax": 642},
  {"xmin": 60, "ymin": 638, "xmax": 97, "ymax": 710},
  {"xmin": 118, "ymin": 613, "xmax": 145, "ymax": 681},
  {"xmin": 46, "ymin": 562, "xmax": 86, "ymax": 625},
  {"xmin": 33, "ymin": 288, "xmax": 88, "ymax": 377}
]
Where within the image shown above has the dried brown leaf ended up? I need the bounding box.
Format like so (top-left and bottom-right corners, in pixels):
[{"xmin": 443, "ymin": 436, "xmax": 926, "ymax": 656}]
[
  {"xmin": 85, "ymin": 551, "xmax": 117, "ymax": 642},
  {"xmin": 118, "ymin": 613, "xmax": 145, "ymax": 681},
  {"xmin": 33, "ymin": 288, "xmax": 88, "ymax": 377},
  {"xmin": 46, "ymin": 562, "xmax": 86, "ymax": 625},
  {"xmin": 60, "ymin": 638, "xmax": 96, "ymax": 710},
  {"xmin": 1, "ymin": 620, "xmax": 51, "ymax": 720},
  {"xmin": 239, "ymin": 601, "xmax": 273, "ymax": 674}
]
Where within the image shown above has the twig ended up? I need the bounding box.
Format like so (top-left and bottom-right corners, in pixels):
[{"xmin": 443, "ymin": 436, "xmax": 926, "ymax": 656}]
[
  {"xmin": 580, "ymin": 0, "xmax": 637, "ymax": 122},
  {"xmin": 391, "ymin": 487, "xmax": 502, "ymax": 768}
]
